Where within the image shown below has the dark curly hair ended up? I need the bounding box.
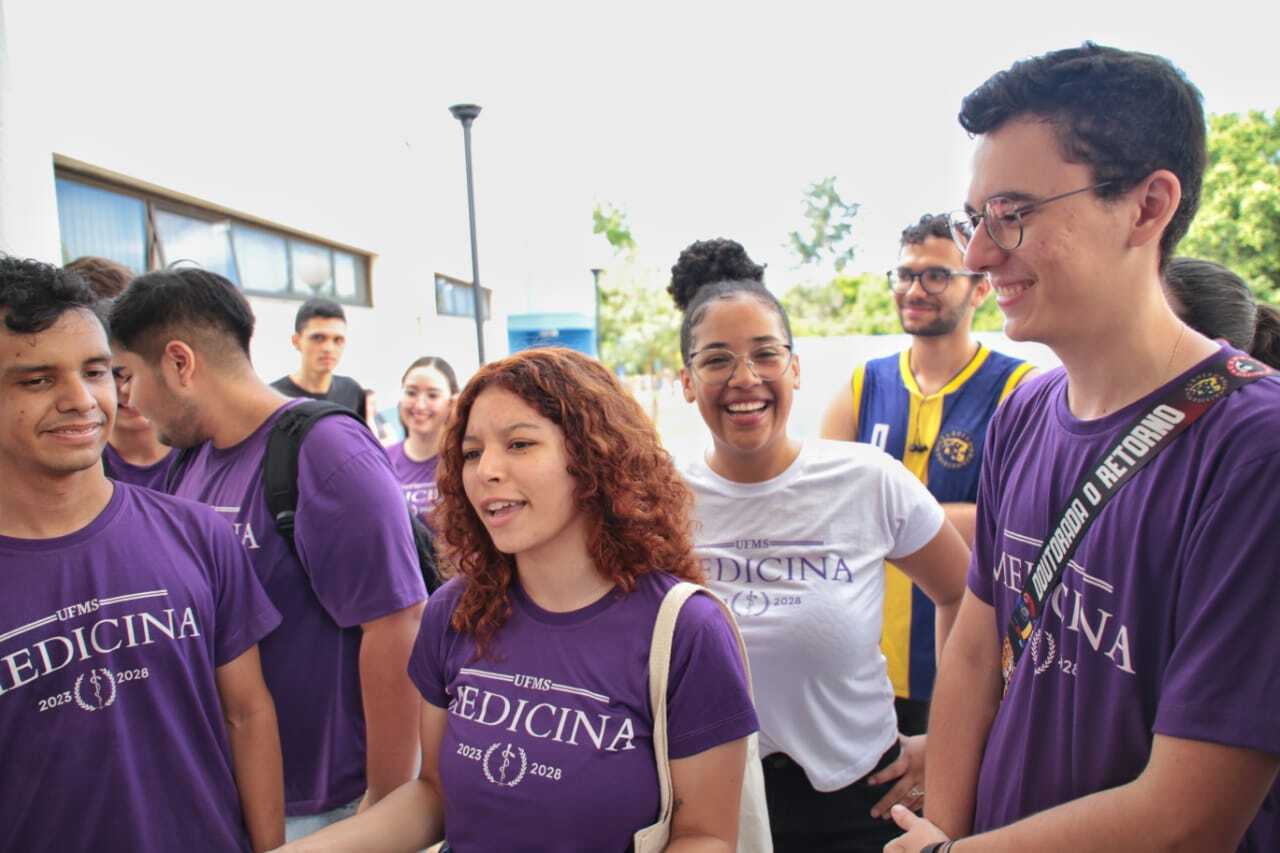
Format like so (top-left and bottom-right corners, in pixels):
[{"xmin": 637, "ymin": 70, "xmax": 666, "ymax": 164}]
[
  {"xmin": 668, "ymin": 238, "xmax": 790, "ymax": 362},
  {"xmin": 0, "ymin": 255, "xmax": 103, "ymax": 334},
  {"xmin": 959, "ymin": 42, "xmax": 1206, "ymax": 268},
  {"xmin": 900, "ymin": 213, "xmax": 953, "ymax": 248},
  {"xmin": 432, "ymin": 347, "xmax": 704, "ymax": 657}
]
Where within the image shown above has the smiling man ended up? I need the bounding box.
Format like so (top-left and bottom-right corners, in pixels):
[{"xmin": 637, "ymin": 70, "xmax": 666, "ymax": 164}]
[
  {"xmin": 888, "ymin": 44, "xmax": 1280, "ymax": 853},
  {"xmin": 271, "ymin": 297, "xmax": 367, "ymax": 420},
  {"xmin": 820, "ymin": 214, "xmax": 1033, "ymax": 738},
  {"xmin": 0, "ymin": 256, "xmax": 284, "ymax": 852}
]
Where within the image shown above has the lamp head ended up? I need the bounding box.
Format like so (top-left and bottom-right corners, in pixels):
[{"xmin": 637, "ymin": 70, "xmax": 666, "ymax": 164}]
[{"xmin": 449, "ymin": 103, "xmax": 482, "ymax": 123}]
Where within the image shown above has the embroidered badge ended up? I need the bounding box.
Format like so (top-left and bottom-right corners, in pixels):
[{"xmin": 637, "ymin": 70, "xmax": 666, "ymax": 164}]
[
  {"xmin": 935, "ymin": 430, "xmax": 977, "ymax": 469},
  {"xmin": 1226, "ymin": 355, "xmax": 1273, "ymax": 379},
  {"xmin": 1184, "ymin": 372, "xmax": 1227, "ymax": 403}
]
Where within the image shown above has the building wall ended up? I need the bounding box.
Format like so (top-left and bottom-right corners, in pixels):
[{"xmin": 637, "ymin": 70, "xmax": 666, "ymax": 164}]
[{"xmin": 0, "ymin": 0, "xmax": 506, "ymax": 406}]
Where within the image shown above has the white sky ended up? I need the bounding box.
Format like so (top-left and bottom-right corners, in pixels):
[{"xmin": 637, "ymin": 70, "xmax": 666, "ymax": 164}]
[{"xmin": 18, "ymin": 0, "xmax": 1280, "ymax": 318}]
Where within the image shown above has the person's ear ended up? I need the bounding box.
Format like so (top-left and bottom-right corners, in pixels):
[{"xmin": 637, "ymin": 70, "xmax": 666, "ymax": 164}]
[
  {"xmin": 680, "ymin": 367, "xmax": 696, "ymax": 402},
  {"xmin": 291, "ymin": 332, "xmax": 302, "ymax": 352},
  {"xmin": 161, "ymin": 340, "xmax": 198, "ymax": 389},
  {"xmin": 1128, "ymin": 169, "xmax": 1182, "ymax": 254}
]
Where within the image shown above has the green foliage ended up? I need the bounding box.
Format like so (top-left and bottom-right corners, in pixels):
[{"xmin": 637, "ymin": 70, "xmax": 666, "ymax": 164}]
[
  {"xmin": 596, "ymin": 262, "xmax": 681, "ymax": 375},
  {"xmin": 787, "ymin": 177, "xmax": 861, "ymax": 272},
  {"xmin": 1181, "ymin": 109, "xmax": 1280, "ymax": 303},
  {"xmin": 781, "ymin": 272, "xmax": 1007, "ymax": 336},
  {"xmin": 781, "ymin": 272, "xmax": 896, "ymax": 336},
  {"xmin": 592, "ymin": 202, "xmax": 637, "ymax": 253}
]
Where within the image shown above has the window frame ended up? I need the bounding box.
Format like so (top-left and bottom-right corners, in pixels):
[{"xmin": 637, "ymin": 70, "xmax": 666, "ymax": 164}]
[
  {"xmin": 53, "ymin": 162, "xmax": 374, "ymax": 307},
  {"xmin": 434, "ymin": 272, "xmax": 491, "ymax": 320}
]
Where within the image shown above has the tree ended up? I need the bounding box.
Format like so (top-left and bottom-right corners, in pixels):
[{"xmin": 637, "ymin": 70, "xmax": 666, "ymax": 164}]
[
  {"xmin": 591, "ymin": 202, "xmax": 680, "ymax": 373},
  {"xmin": 592, "ymin": 202, "xmax": 637, "ymax": 254},
  {"xmin": 596, "ymin": 264, "xmax": 682, "ymax": 375},
  {"xmin": 781, "ymin": 273, "xmax": 895, "ymax": 336},
  {"xmin": 787, "ymin": 177, "xmax": 860, "ymax": 272},
  {"xmin": 781, "ymin": 271, "xmax": 1006, "ymax": 337},
  {"xmin": 1181, "ymin": 109, "xmax": 1280, "ymax": 303}
]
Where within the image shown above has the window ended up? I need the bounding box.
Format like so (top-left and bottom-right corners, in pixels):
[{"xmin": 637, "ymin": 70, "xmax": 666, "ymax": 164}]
[
  {"xmin": 54, "ymin": 169, "xmax": 372, "ymax": 306},
  {"xmin": 435, "ymin": 273, "xmax": 490, "ymax": 320}
]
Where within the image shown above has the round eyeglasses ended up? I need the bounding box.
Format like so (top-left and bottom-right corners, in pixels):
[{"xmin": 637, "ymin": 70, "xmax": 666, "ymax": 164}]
[
  {"xmin": 886, "ymin": 266, "xmax": 977, "ymax": 295},
  {"xmin": 687, "ymin": 344, "xmax": 794, "ymax": 385},
  {"xmin": 948, "ymin": 182, "xmax": 1112, "ymax": 253}
]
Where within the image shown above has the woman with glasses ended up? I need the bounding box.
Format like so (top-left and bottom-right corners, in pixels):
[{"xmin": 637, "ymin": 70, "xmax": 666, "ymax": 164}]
[
  {"xmin": 670, "ymin": 238, "xmax": 970, "ymax": 853},
  {"xmin": 386, "ymin": 356, "xmax": 459, "ymax": 528},
  {"xmin": 279, "ymin": 347, "xmax": 758, "ymax": 852}
]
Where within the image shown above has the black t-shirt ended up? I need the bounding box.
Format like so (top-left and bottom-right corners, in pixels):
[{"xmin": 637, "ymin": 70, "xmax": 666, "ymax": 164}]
[{"xmin": 270, "ymin": 374, "xmax": 368, "ymax": 421}]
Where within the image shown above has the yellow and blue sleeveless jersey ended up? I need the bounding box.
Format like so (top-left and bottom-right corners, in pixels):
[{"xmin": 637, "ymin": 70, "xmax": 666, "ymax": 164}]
[{"xmin": 851, "ymin": 344, "xmax": 1033, "ymax": 701}]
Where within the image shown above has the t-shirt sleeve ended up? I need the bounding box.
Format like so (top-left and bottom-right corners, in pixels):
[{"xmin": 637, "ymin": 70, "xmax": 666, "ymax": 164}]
[
  {"xmin": 664, "ymin": 591, "xmax": 759, "ymax": 759},
  {"xmin": 1154, "ymin": 449, "xmax": 1280, "ymax": 757},
  {"xmin": 294, "ymin": 417, "xmax": 428, "ymax": 628},
  {"xmin": 407, "ymin": 582, "xmax": 461, "ymax": 709},
  {"xmin": 967, "ymin": 414, "xmax": 1004, "ymax": 606},
  {"xmin": 204, "ymin": 510, "xmax": 283, "ymax": 666},
  {"xmin": 877, "ymin": 453, "xmax": 946, "ymax": 561}
]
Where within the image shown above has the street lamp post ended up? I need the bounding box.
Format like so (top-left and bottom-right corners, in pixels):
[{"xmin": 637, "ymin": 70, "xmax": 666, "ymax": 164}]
[
  {"xmin": 590, "ymin": 267, "xmax": 603, "ymax": 357},
  {"xmin": 449, "ymin": 103, "xmax": 486, "ymax": 365}
]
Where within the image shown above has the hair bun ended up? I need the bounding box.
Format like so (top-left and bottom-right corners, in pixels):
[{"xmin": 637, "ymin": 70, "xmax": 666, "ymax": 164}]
[{"xmin": 667, "ymin": 238, "xmax": 765, "ymax": 311}]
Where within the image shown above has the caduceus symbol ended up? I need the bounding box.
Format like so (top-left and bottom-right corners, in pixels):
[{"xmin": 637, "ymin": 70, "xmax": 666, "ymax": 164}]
[
  {"xmin": 90, "ymin": 670, "xmax": 105, "ymax": 708},
  {"xmin": 499, "ymin": 744, "xmax": 516, "ymax": 782}
]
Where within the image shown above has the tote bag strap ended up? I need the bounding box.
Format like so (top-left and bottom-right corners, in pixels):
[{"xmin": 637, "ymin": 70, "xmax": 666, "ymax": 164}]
[{"xmin": 648, "ymin": 581, "xmax": 756, "ymax": 829}]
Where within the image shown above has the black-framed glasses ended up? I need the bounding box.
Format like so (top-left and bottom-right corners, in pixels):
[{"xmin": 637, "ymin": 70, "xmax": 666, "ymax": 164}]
[
  {"xmin": 948, "ymin": 182, "xmax": 1112, "ymax": 253},
  {"xmin": 885, "ymin": 266, "xmax": 978, "ymax": 295},
  {"xmin": 687, "ymin": 343, "xmax": 794, "ymax": 385}
]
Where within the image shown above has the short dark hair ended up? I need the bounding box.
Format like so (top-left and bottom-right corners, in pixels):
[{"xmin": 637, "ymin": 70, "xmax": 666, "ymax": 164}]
[
  {"xmin": 900, "ymin": 214, "xmax": 955, "ymax": 248},
  {"xmin": 109, "ymin": 268, "xmax": 255, "ymax": 363},
  {"xmin": 959, "ymin": 42, "xmax": 1206, "ymax": 268},
  {"xmin": 667, "ymin": 238, "xmax": 790, "ymax": 363},
  {"xmin": 64, "ymin": 256, "xmax": 134, "ymax": 300},
  {"xmin": 294, "ymin": 297, "xmax": 346, "ymax": 333},
  {"xmin": 0, "ymin": 255, "xmax": 103, "ymax": 335}
]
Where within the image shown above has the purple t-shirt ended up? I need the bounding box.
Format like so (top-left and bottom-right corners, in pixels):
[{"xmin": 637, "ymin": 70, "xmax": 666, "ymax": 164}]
[
  {"xmin": 0, "ymin": 483, "xmax": 280, "ymax": 852},
  {"xmin": 409, "ymin": 572, "xmax": 758, "ymax": 852},
  {"xmin": 385, "ymin": 442, "xmax": 440, "ymax": 527},
  {"xmin": 171, "ymin": 399, "xmax": 427, "ymax": 815},
  {"xmin": 969, "ymin": 347, "xmax": 1280, "ymax": 849},
  {"xmin": 103, "ymin": 443, "xmax": 176, "ymax": 491}
]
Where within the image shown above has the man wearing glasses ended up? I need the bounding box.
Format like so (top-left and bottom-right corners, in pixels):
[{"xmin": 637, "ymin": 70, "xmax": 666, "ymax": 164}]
[
  {"xmin": 887, "ymin": 44, "xmax": 1280, "ymax": 853},
  {"xmin": 820, "ymin": 214, "xmax": 1033, "ymax": 740}
]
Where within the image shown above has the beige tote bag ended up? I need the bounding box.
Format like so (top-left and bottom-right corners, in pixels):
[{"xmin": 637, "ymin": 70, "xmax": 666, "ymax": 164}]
[{"xmin": 633, "ymin": 582, "xmax": 772, "ymax": 853}]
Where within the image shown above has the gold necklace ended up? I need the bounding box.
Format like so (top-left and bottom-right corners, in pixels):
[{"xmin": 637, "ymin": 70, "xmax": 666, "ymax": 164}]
[{"xmin": 1165, "ymin": 323, "xmax": 1187, "ymax": 383}]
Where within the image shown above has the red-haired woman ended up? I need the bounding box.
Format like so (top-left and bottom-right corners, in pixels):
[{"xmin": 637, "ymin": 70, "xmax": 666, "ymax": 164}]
[{"xmin": 282, "ymin": 347, "xmax": 758, "ymax": 852}]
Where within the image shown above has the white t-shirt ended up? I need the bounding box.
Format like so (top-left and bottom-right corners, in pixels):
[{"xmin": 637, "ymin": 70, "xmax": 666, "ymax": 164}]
[{"xmin": 681, "ymin": 439, "xmax": 945, "ymax": 791}]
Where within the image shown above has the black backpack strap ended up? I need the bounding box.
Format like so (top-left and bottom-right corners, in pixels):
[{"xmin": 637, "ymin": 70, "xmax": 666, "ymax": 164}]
[
  {"xmin": 263, "ymin": 400, "xmax": 365, "ymax": 554},
  {"xmin": 162, "ymin": 446, "xmax": 200, "ymax": 494}
]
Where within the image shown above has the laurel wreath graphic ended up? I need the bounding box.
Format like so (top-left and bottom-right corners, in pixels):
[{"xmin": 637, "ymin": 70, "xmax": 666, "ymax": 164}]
[{"xmin": 482, "ymin": 742, "xmax": 529, "ymax": 787}]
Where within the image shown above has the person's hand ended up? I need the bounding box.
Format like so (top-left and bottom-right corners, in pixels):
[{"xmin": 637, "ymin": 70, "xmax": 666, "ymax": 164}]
[
  {"xmin": 882, "ymin": 804, "xmax": 950, "ymax": 852},
  {"xmin": 869, "ymin": 733, "xmax": 926, "ymax": 818}
]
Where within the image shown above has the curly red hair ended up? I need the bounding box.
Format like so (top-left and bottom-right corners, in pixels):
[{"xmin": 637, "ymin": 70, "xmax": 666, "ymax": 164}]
[{"xmin": 431, "ymin": 347, "xmax": 704, "ymax": 657}]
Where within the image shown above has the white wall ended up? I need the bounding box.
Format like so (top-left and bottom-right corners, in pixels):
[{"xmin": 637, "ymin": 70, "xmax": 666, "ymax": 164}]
[{"xmin": 0, "ymin": 0, "xmax": 508, "ymax": 406}]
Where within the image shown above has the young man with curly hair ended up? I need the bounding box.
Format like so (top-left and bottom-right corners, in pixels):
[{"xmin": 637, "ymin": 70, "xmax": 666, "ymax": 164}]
[
  {"xmin": 0, "ymin": 256, "xmax": 284, "ymax": 851},
  {"xmin": 820, "ymin": 215, "xmax": 1034, "ymax": 739}
]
